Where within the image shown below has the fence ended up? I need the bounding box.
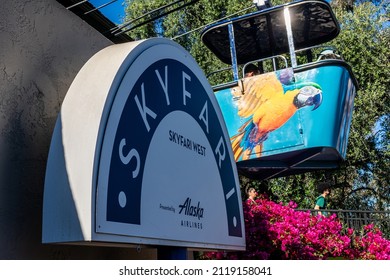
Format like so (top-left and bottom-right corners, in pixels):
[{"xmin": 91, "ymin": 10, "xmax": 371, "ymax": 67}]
[{"xmin": 296, "ymin": 209, "xmax": 390, "ymax": 239}]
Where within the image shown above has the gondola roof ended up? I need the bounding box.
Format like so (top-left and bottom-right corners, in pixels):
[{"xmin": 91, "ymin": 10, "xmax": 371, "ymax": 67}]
[{"xmin": 201, "ymin": 0, "xmax": 340, "ymax": 65}]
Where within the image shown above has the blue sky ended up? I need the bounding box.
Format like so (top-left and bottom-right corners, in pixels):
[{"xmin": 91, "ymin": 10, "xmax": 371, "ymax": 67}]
[{"xmin": 88, "ymin": 0, "xmax": 126, "ymax": 24}]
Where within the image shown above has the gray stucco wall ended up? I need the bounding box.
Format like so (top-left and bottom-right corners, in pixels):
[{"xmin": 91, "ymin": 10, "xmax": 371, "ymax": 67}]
[{"xmin": 0, "ymin": 0, "xmax": 156, "ymax": 259}]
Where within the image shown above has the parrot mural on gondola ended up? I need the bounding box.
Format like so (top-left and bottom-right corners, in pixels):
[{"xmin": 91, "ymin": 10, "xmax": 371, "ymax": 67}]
[{"xmin": 231, "ymin": 69, "xmax": 323, "ymax": 161}]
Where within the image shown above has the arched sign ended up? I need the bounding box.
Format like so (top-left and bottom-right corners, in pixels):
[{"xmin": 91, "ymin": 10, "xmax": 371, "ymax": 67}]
[{"xmin": 42, "ymin": 38, "xmax": 245, "ymax": 251}]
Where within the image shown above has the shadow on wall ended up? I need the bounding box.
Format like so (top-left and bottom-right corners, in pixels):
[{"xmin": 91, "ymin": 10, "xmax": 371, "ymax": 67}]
[{"xmin": 0, "ymin": 80, "xmax": 156, "ymax": 259}]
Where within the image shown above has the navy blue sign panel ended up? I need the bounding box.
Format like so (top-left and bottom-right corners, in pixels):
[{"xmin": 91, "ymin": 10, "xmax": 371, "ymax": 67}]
[
  {"xmin": 95, "ymin": 39, "xmax": 245, "ymax": 250},
  {"xmin": 105, "ymin": 59, "xmax": 241, "ymax": 237}
]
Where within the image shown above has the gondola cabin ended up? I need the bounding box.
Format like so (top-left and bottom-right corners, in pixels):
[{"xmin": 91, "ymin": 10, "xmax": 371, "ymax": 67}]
[{"xmin": 201, "ymin": 0, "xmax": 358, "ymax": 180}]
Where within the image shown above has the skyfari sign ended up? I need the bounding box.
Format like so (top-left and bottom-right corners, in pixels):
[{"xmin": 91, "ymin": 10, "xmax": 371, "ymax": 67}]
[{"xmin": 43, "ymin": 38, "xmax": 245, "ymax": 251}]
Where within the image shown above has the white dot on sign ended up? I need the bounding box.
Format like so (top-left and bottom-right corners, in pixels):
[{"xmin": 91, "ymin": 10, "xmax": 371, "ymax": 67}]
[
  {"xmin": 118, "ymin": 191, "xmax": 127, "ymax": 208},
  {"xmin": 233, "ymin": 216, "xmax": 237, "ymax": 227}
]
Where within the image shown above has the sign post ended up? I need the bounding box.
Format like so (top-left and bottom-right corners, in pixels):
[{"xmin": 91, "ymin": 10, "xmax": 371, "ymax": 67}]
[{"xmin": 157, "ymin": 247, "xmax": 188, "ymax": 260}]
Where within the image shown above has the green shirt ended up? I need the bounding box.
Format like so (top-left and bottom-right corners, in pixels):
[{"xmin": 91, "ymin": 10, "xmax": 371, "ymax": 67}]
[{"xmin": 315, "ymin": 196, "xmax": 327, "ymax": 216}]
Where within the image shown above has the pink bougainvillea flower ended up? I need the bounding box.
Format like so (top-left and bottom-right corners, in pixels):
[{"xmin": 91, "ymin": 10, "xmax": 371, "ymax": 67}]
[{"xmin": 200, "ymin": 196, "xmax": 390, "ymax": 260}]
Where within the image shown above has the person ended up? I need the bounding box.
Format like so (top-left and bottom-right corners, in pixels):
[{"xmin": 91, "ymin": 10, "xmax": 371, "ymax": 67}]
[
  {"xmin": 314, "ymin": 182, "xmax": 331, "ymax": 216},
  {"xmin": 246, "ymin": 187, "xmax": 258, "ymax": 206},
  {"xmin": 316, "ymin": 49, "xmax": 342, "ymax": 61},
  {"xmin": 244, "ymin": 63, "xmax": 260, "ymax": 77}
]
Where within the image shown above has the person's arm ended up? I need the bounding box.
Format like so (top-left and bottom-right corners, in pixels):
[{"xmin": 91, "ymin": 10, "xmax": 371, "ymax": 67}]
[
  {"xmin": 314, "ymin": 204, "xmax": 322, "ymax": 216},
  {"xmin": 315, "ymin": 197, "xmax": 324, "ymax": 216}
]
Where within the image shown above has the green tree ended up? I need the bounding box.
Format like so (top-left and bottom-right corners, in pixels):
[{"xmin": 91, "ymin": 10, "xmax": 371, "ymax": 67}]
[{"xmin": 322, "ymin": 1, "xmax": 389, "ymax": 211}]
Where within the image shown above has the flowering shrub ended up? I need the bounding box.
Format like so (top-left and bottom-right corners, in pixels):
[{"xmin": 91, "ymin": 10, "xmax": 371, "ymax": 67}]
[
  {"xmin": 347, "ymin": 224, "xmax": 390, "ymax": 260},
  {"xmin": 201, "ymin": 195, "xmax": 390, "ymax": 260}
]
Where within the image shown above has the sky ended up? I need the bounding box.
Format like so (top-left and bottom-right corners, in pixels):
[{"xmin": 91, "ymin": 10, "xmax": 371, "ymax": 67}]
[{"xmin": 88, "ymin": 0, "xmax": 126, "ymax": 24}]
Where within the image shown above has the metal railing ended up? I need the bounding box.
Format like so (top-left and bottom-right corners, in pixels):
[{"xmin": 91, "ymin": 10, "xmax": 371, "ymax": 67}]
[{"xmin": 297, "ymin": 209, "xmax": 390, "ymax": 239}]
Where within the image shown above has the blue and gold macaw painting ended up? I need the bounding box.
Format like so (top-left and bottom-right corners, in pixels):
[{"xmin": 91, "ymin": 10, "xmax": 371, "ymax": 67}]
[
  {"xmin": 231, "ymin": 69, "xmax": 322, "ymax": 161},
  {"xmin": 215, "ymin": 66, "xmax": 356, "ymax": 163}
]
